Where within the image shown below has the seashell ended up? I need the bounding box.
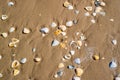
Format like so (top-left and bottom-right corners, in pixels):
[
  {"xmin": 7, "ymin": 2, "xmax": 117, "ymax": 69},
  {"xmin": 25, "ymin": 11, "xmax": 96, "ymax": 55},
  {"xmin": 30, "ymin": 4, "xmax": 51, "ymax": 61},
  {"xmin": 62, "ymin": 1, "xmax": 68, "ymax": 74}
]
[
  {"xmin": 67, "ymin": 65, "xmax": 75, "ymax": 69},
  {"xmin": 1, "ymin": 32, "xmax": 8, "ymax": 38},
  {"xmin": 115, "ymin": 77, "xmax": 120, "ymax": 80},
  {"xmin": 93, "ymin": 55, "xmax": 99, "ymax": 60},
  {"xmin": 0, "ymin": 73, "xmax": 3, "ymax": 78},
  {"xmin": 110, "ymin": 19, "xmax": 114, "ymax": 22},
  {"xmin": 91, "ymin": 19, "xmax": 96, "ymax": 23},
  {"xmin": 23, "ymin": 28, "xmax": 30, "ymax": 34},
  {"xmin": 100, "ymin": 1, "xmax": 106, "ymax": 6},
  {"xmin": 11, "ymin": 60, "xmax": 20, "ymax": 69},
  {"xmin": 109, "ymin": 60, "xmax": 117, "ymax": 68},
  {"xmin": 51, "ymin": 39, "xmax": 60, "ymax": 46},
  {"xmin": 54, "ymin": 29, "xmax": 62, "ymax": 35},
  {"xmin": 95, "ymin": 6, "xmax": 102, "ymax": 13},
  {"xmin": 77, "ymin": 40, "xmax": 82, "ymax": 46},
  {"xmin": 72, "ymin": 76, "xmax": 81, "ymax": 80},
  {"xmin": 58, "ymin": 63, "xmax": 64, "ymax": 68},
  {"xmin": 80, "ymin": 34, "xmax": 86, "ymax": 41},
  {"xmin": 99, "ymin": 11, "xmax": 106, "ymax": 16},
  {"xmin": 64, "ymin": 54, "xmax": 71, "ymax": 60},
  {"xmin": 66, "ymin": 21, "xmax": 73, "ymax": 27},
  {"xmin": 73, "ymin": 20, "xmax": 78, "ymax": 24},
  {"xmin": 58, "ymin": 25, "xmax": 67, "ymax": 31},
  {"xmin": 61, "ymin": 32, "xmax": 66, "ymax": 36},
  {"xmin": 13, "ymin": 69, "xmax": 20, "ymax": 76},
  {"xmin": 112, "ymin": 39, "xmax": 117, "ymax": 45},
  {"xmin": 20, "ymin": 58, "xmax": 27, "ymax": 64},
  {"xmin": 69, "ymin": 50, "xmax": 75, "ymax": 55},
  {"xmin": 8, "ymin": 42, "xmax": 16, "ymax": 47},
  {"xmin": 84, "ymin": 6, "xmax": 93, "ymax": 11},
  {"xmin": 68, "ymin": 4, "xmax": 74, "ymax": 10},
  {"xmin": 77, "ymin": 46, "xmax": 81, "ymax": 50},
  {"xmin": 74, "ymin": 10, "xmax": 79, "ymax": 14},
  {"xmin": 63, "ymin": 1, "xmax": 70, "ymax": 8},
  {"xmin": 74, "ymin": 58, "xmax": 81, "ymax": 65},
  {"xmin": 51, "ymin": 22, "xmax": 57, "ymax": 28},
  {"xmin": 1, "ymin": 15, "xmax": 8, "ymax": 20},
  {"xmin": 32, "ymin": 48, "xmax": 36, "ymax": 52},
  {"xmin": 84, "ymin": 12, "xmax": 90, "ymax": 16},
  {"xmin": 57, "ymin": 70, "xmax": 64, "ymax": 77},
  {"xmin": 0, "ymin": 55, "xmax": 2, "ymax": 60},
  {"xmin": 34, "ymin": 57, "xmax": 42, "ymax": 62},
  {"xmin": 12, "ymin": 38, "xmax": 20, "ymax": 44},
  {"xmin": 54, "ymin": 74, "xmax": 58, "ymax": 78},
  {"xmin": 8, "ymin": 1, "xmax": 14, "ymax": 6},
  {"xmin": 75, "ymin": 68, "xmax": 83, "ymax": 76},
  {"xmin": 9, "ymin": 27, "xmax": 15, "ymax": 33},
  {"xmin": 92, "ymin": 12, "xmax": 97, "ymax": 16},
  {"xmin": 60, "ymin": 43, "xmax": 66, "ymax": 48},
  {"xmin": 40, "ymin": 27, "xmax": 49, "ymax": 34}
]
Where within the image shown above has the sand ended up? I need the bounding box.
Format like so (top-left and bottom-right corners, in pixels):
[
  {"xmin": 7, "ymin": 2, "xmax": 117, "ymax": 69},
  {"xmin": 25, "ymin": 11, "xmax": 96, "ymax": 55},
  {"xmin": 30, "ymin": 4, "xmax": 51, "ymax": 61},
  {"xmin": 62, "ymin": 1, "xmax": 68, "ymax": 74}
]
[{"xmin": 0, "ymin": 0, "xmax": 120, "ymax": 80}]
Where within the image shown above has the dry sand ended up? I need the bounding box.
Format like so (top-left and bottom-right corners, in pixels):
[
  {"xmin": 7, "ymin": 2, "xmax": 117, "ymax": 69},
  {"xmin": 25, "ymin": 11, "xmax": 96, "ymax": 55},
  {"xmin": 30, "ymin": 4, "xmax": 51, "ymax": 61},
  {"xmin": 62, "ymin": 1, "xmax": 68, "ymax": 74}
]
[{"xmin": 0, "ymin": 0, "xmax": 120, "ymax": 80}]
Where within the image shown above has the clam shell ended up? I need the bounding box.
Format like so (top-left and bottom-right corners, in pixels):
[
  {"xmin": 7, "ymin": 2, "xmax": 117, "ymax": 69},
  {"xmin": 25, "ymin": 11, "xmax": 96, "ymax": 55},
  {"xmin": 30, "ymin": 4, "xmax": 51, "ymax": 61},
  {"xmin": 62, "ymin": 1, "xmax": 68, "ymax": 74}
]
[
  {"xmin": 23, "ymin": 28, "xmax": 30, "ymax": 34},
  {"xmin": 11, "ymin": 60, "xmax": 20, "ymax": 69},
  {"xmin": 72, "ymin": 76, "xmax": 81, "ymax": 80},
  {"xmin": 13, "ymin": 69, "xmax": 20, "ymax": 76},
  {"xmin": 9, "ymin": 27, "xmax": 15, "ymax": 33},
  {"xmin": 20, "ymin": 58, "xmax": 27, "ymax": 64},
  {"xmin": 40, "ymin": 27, "xmax": 49, "ymax": 34},
  {"xmin": 75, "ymin": 68, "xmax": 83, "ymax": 76},
  {"xmin": 1, "ymin": 15, "xmax": 8, "ymax": 20},
  {"xmin": 66, "ymin": 21, "xmax": 73, "ymax": 27},
  {"xmin": 51, "ymin": 40, "xmax": 60, "ymax": 46},
  {"xmin": 1, "ymin": 32, "xmax": 8, "ymax": 38}
]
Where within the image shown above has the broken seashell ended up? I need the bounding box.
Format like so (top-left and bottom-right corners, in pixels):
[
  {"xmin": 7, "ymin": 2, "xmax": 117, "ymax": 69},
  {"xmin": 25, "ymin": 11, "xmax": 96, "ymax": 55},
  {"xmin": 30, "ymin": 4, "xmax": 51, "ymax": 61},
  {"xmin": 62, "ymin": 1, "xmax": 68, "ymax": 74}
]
[
  {"xmin": 8, "ymin": 1, "xmax": 14, "ymax": 6},
  {"xmin": 40, "ymin": 27, "xmax": 49, "ymax": 34},
  {"xmin": 100, "ymin": 1, "xmax": 106, "ymax": 6},
  {"xmin": 74, "ymin": 58, "xmax": 81, "ymax": 65},
  {"xmin": 13, "ymin": 69, "xmax": 20, "ymax": 76},
  {"xmin": 1, "ymin": 32, "xmax": 8, "ymax": 38},
  {"xmin": 67, "ymin": 65, "xmax": 75, "ymax": 69},
  {"xmin": 12, "ymin": 38, "xmax": 20, "ymax": 44},
  {"xmin": 115, "ymin": 77, "xmax": 120, "ymax": 80},
  {"xmin": 112, "ymin": 39, "xmax": 117, "ymax": 45},
  {"xmin": 91, "ymin": 19, "xmax": 96, "ymax": 23},
  {"xmin": 60, "ymin": 43, "xmax": 66, "ymax": 48},
  {"xmin": 95, "ymin": 6, "xmax": 102, "ymax": 13},
  {"xmin": 109, "ymin": 60, "xmax": 117, "ymax": 69},
  {"xmin": 68, "ymin": 4, "xmax": 74, "ymax": 10},
  {"xmin": 1, "ymin": 15, "xmax": 8, "ymax": 20},
  {"xmin": 11, "ymin": 60, "xmax": 20, "ymax": 69},
  {"xmin": 77, "ymin": 41, "xmax": 82, "ymax": 46},
  {"xmin": 58, "ymin": 25, "xmax": 67, "ymax": 31},
  {"xmin": 51, "ymin": 22, "xmax": 57, "ymax": 28},
  {"xmin": 61, "ymin": 32, "xmax": 66, "ymax": 36},
  {"xmin": 54, "ymin": 29, "xmax": 62, "ymax": 35},
  {"xmin": 64, "ymin": 54, "xmax": 71, "ymax": 60},
  {"xmin": 34, "ymin": 57, "xmax": 42, "ymax": 62},
  {"xmin": 9, "ymin": 27, "xmax": 15, "ymax": 33},
  {"xmin": 51, "ymin": 39, "xmax": 60, "ymax": 46},
  {"xmin": 56, "ymin": 70, "xmax": 64, "ymax": 77},
  {"xmin": 0, "ymin": 73, "xmax": 3, "ymax": 78},
  {"xmin": 23, "ymin": 28, "xmax": 30, "ymax": 34},
  {"xmin": 58, "ymin": 63, "xmax": 64, "ymax": 68},
  {"xmin": 72, "ymin": 76, "xmax": 81, "ymax": 80},
  {"xmin": 66, "ymin": 21, "xmax": 73, "ymax": 27},
  {"xmin": 63, "ymin": 1, "xmax": 70, "ymax": 8},
  {"xmin": 8, "ymin": 42, "xmax": 16, "ymax": 47},
  {"xmin": 69, "ymin": 50, "xmax": 75, "ymax": 55},
  {"xmin": 84, "ymin": 12, "xmax": 90, "ymax": 16},
  {"xmin": 84, "ymin": 6, "xmax": 93, "ymax": 11},
  {"xmin": 93, "ymin": 55, "xmax": 99, "ymax": 60},
  {"xmin": 74, "ymin": 10, "xmax": 79, "ymax": 14},
  {"xmin": 20, "ymin": 58, "xmax": 27, "ymax": 64},
  {"xmin": 75, "ymin": 68, "xmax": 83, "ymax": 76}
]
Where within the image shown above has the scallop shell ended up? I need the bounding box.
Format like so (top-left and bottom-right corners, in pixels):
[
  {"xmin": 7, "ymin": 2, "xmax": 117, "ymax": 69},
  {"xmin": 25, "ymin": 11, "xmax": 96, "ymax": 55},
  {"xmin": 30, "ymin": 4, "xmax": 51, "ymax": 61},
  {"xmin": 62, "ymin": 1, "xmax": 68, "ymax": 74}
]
[
  {"xmin": 13, "ymin": 69, "xmax": 20, "ymax": 76},
  {"xmin": 11, "ymin": 60, "xmax": 20, "ymax": 69},
  {"xmin": 1, "ymin": 32, "xmax": 8, "ymax": 38}
]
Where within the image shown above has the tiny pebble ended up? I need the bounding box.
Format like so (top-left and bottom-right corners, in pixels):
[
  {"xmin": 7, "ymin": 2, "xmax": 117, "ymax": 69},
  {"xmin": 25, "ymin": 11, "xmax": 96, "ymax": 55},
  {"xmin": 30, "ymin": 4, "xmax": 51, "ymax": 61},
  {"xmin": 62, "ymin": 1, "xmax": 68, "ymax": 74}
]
[
  {"xmin": 110, "ymin": 19, "xmax": 114, "ymax": 22},
  {"xmin": 20, "ymin": 58, "xmax": 27, "ymax": 64},
  {"xmin": 51, "ymin": 22, "xmax": 57, "ymax": 28},
  {"xmin": 51, "ymin": 39, "xmax": 60, "ymax": 46},
  {"xmin": 66, "ymin": 21, "xmax": 73, "ymax": 27},
  {"xmin": 8, "ymin": 1, "xmax": 14, "ymax": 6},
  {"xmin": 72, "ymin": 76, "xmax": 81, "ymax": 80},
  {"xmin": 74, "ymin": 58, "xmax": 81, "ymax": 65},
  {"xmin": 23, "ymin": 28, "xmax": 30, "ymax": 34},
  {"xmin": 40, "ymin": 27, "xmax": 49, "ymax": 34},
  {"xmin": 91, "ymin": 19, "xmax": 96, "ymax": 23},
  {"xmin": 112, "ymin": 39, "xmax": 117, "ymax": 45},
  {"xmin": 9, "ymin": 27, "xmax": 15, "ymax": 33},
  {"xmin": 1, "ymin": 32, "xmax": 8, "ymax": 38}
]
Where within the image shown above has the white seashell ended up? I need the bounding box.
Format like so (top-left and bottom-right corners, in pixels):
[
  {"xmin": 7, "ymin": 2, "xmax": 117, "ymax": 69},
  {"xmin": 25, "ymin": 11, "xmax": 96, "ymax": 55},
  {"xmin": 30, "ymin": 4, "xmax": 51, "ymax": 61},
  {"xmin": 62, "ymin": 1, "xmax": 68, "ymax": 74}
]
[
  {"xmin": 0, "ymin": 73, "xmax": 3, "ymax": 78},
  {"xmin": 54, "ymin": 74, "xmax": 58, "ymax": 78},
  {"xmin": 34, "ymin": 57, "xmax": 42, "ymax": 62},
  {"xmin": 99, "ymin": 11, "xmax": 106, "ymax": 16},
  {"xmin": 100, "ymin": 2, "xmax": 106, "ymax": 6},
  {"xmin": 91, "ymin": 19, "xmax": 96, "ymax": 23},
  {"xmin": 63, "ymin": 1, "xmax": 70, "ymax": 8},
  {"xmin": 84, "ymin": 12, "xmax": 90, "ymax": 16},
  {"xmin": 74, "ymin": 58, "xmax": 81, "ymax": 65},
  {"xmin": 8, "ymin": 1, "xmax": 14, "ymax": 6},
  {"xmin": 69, "ymin": 50, "xmax": 75, "ymax": 55},
  {"xmin": 80, "ymin": 34, "xmax": 86, "ymax": 41},
  {"xmin": 74, "ymin": 10, "xmax": 79, "ymax": 14},
  {"xmin": 40, "ymin": 27, "xmax": 49, "ymax": 34},
  {"xmin": 85, "ymin": 6, "xmax": 92, "ymax": 11},
  {"xmin": 23, "ymin": 28, "xmax": 30, "ymax": 34},
  {"xmin": 75, "ymin": 68, "xmax": 83, "ymax": 76},
  {"xmin": 1, "ymin": 15, "xmax": 8, "ymax": 20},
  {"xmin": 77, "ymin": 46, "xmax": 81, "ymax": 50},
  {"xmin": 59, "ymin": 25, "xmax": 67, "ymax": 31},
  {"xmin": 11, "ymin": 60, "xmax": 20, "ymax": 68},
  {"xmin": 64, "ymin": 54, "xmax": 71, "ymax": 60},
  {"xmin": 110, "ymin": 19, "xmax": 114, "ymax": 22},
  {"xmin": 51, "ymin": 40, "xmax": 60, "ymax": 46},
  {"xmin": 115, "ymin": 77, "xmax": 120, "ymax": 80},
  {"xmin": 66, "ymin": 21, "xmax": 73, "ymax": 27},
  {"xmin": 109, "ymin": 60, "xmax": 117, "ymax": 68},
  {"xmin": 51, "ymin": 22, "xmax": 57, "ymax": 28},
  {"xmin": 68, "ymin": 5, "xmax": 74, "ymax": 10},
  {"xmin": 9, "ymin": 27, "xmax": 15, "ymax": 33},
  {"xmin": 92, "ymin": 12, "xmax": 97, "ymax": 16},
  {"xmin": 32, "ymin": 48, "xmax": 36, "ymax": 52},
  {"xmin": 61, "ymin": 32, "xmax": 66, "ymax": 36},
  {"xmin": 95, "ymin": 7, "xmax": 102, "ymax": 13},
  {"xmin": 58, "ymin": 63, "xmax": 64, "ymax": 68},
  {"xmin": 1, "ymin": 32, "xmax": 8, "ymax": 38},
  {"xmin": 20, "ymin": 58, "xmax": 27, "ymax": 64},
  {"xmin": 72, "ymin": 76, "xmax": 81, "ymax": 80},
  {"xmin": 0, "ymin": 55, "xmax": 2, "ymax": 60},
  {"xmin": 112, "ymin": 39, "xmax": 117, "ymax": 45}
]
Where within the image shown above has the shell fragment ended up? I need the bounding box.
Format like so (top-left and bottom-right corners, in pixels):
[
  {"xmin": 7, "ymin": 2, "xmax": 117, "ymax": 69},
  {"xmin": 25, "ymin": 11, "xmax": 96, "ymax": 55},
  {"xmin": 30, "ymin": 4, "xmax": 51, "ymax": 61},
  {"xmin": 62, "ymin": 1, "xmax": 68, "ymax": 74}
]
[
  {"xmin": 1, "ymin": 32, "xmax": 8, "ymax": 38},
  {"xmin": 23, "ymin": 28, "xmax": 30, "ymax": 34},
  {"xmin": 51, "ymin": 40, "xmax": 60, "ymax": 46}
]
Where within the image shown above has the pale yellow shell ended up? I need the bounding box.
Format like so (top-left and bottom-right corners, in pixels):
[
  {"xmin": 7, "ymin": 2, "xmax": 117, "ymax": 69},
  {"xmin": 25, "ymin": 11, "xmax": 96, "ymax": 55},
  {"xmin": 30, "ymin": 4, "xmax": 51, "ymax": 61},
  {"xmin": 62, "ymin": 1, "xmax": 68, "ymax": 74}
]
[
  {"xmin": 75, "ymin": 68, "xmax": 83, "ymax": 76},
  {"xmin": 63, "ymin": 1, "xmax": 70, "ymax": 8},
  {"xmin": 58, "ymin": 63, "xmax": 64, "ymax": 68},
  {"xmin": 11, "ymin": 60, "xmax": 20, "ymax": 69},
  {"xmin": 93, "ymin": 55, "xmax": 100, "ymax": 60},
  {"xmin": 13, "ymin": 69, "xmax": 20, "ymax": 76}
]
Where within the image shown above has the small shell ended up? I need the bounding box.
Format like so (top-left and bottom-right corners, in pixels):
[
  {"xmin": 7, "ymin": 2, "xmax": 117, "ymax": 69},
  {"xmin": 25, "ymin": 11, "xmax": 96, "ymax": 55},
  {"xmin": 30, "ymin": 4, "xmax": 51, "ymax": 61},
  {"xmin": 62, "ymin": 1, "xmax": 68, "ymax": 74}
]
[
  {"xmin": 54, "ymin": 74, "xmax": 58, "ymax": 78},
  {"xmin": 74, "ymin": 10, "xmax": 79, "ymax": 14},
  {"xmin": 54, "ymin": 29, "xmax": 62, "ymax": 35},
  {"xmin": 20, "ymin": 58, "xmax": 27, "ymax": 64},
  {"xmin": 69, "ymin": 50, "xmax": 75, "ymax": 55},
  {"xmin": 112, "ymin": 39, "xmax": 117, "ymax": 45},
  {"xmin": 11, "ymin": 60, "xmax": 20, "ymax": 69},
  {"xmin": 58, "ymin": 63, "xmax": 64, "ymax": 68},
  {"xmin": 60, "ymin": 43, "xmax": 66, "ymax": 48},
  {"xmin": 92, "ymin": 12, "xmax": 97, "ymax": 16},
  {"xmin": 100, "ymin": 1, "xmax": 106, "ymax": 6},
  {"xmin": 68, "ymin": 5, "xmax": 74, "ymax": 10},
  {"xmin": 40, "ymin": 27, "xmax": 49, "ymax": 34},
  {"xmin": 51, "ymin": 22, "xmax": 57, "ymax": 28},
  {"xmin": 8, "ymin": 1, "xmax": 14, "ymax": 6},
  {"xmin": 75, "ymin": 68, "xmax": 83, "ymax": 76},
  {"xmin": 77, "ymin": 41, "xmax": 82, "ymax": 46},
  {"xmin": 74, "ymin": 58, "xmax": 81, "ymax": 65},
  {"xmin": 84, "ymin": 6, "xmax": 93, "ymax": 11},
  {"xmin": 84, "ymin": 12, "xmax": 90, "ymax": 16},
  {"xmin": 51, "ymin": 40, "xmax": 60, "ymax": 46},
  {"xmin": 0, "ymin": 55, "xmax": 2, "ymax": 60},
  {"xmin": 1, "ymin": 15, "xmax": 8, "ymax": 20},
  {"xmin": 93, "ymin": 55, "xmax": 99, "ymax": 60},
  {"xmin": 34, "ymin": 57, "xmax": 42, "ymax": 62},
  {"xmin": 12, "ymin": 38, "xmax": 20, "ymax": 44},
  {"xmin": 58, "ymin": 25, "xmax": 67, "ymax": 31},
  {"xmin": 13, "ymin": 69, "xmax": 20, "ymax": 76},
  {"xmin": 91, "ymin": 19, "xmax": 96, "ymax": 23},
  {"xmin": 0, "ymin": 73, "xmax": 3, "ymax": 78},
  {"xmin": 99, "ymin": 11, "xmax": 106, "ymax": 16},
  {"xmin": 64, "ymin": 54, "xmax": 71, "ymax": 60},
  {"xmin": 63, "ymin": 1, "xmax": 70, "ymax": 8},
  {"xmin": 109, "ymin": 60, "xmax": 117, "ymax": 68},
  {"xmin": 8, "ymin": 42, "xmax": 16, "ymax": 47},
  {"xmin": 9, "ymin": 27, "xmax": 15, "ymax": 33},
  {"xmin": 67, "ymin": 65, "xmax": 75, "ymax": 69},
  {"xmin": 61, "ymin": 32, "xmax": 66, "ymax": 36},
  {"xmin": 1, "ymin": 32, "xmax": 8, "ymax": 38},
  {"xmin": 66, "ymin": 21, "xmax": 73, "ymax": 27},
  {"xmin": 115, "ymin": 77, "xmax": 120, "ymax": 80},
  {"xmin": 95, "ymin": 7, "xmax": 103, "ymax": 13},
  {"xmin": 23, "ymin": 28, "xmax": 30, "ymax": 34},
  {"xmin": 80, "ymin": 34, "xmax": 86, "ymax": 41},
  {"xmin": 32, "ymin": 48, "xmax": 36, "ymax": 52},
  {"xmin": 72, "ymin": 76, "xmax": 81, "ymax": 80},
  {"xmin": 57, "ymin": 70, "xmax": 64, "ymax": 77}
]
